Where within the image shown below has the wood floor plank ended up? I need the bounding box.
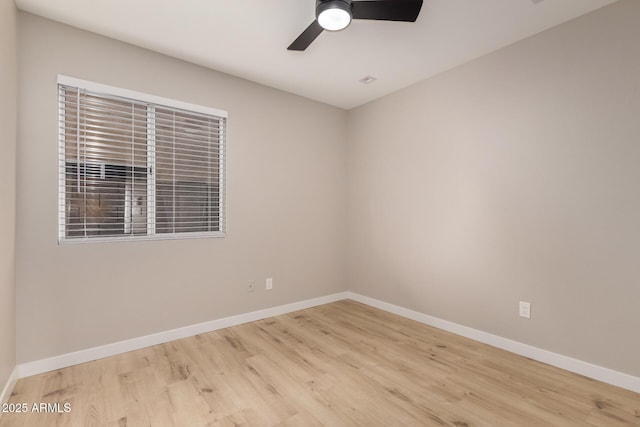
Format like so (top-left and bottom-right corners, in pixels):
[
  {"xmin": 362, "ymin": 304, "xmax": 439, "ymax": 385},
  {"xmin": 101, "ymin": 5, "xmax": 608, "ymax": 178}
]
[{"xmin": 2, "ymin": 300, "xmax": 639, "ymax": 426}]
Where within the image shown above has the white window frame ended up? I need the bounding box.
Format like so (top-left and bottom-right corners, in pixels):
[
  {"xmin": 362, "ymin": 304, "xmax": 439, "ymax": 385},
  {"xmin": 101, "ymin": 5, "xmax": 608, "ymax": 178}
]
[{"xmin": 58, "ymin": 75, "xmax": 227, "ymax": 244}]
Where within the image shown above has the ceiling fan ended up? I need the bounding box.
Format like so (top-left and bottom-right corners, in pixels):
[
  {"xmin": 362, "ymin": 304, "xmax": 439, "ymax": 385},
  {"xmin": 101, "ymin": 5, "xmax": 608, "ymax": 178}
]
[{"xmin": 288, "ymin": 0, "xmax": 424, "ymax": 51}]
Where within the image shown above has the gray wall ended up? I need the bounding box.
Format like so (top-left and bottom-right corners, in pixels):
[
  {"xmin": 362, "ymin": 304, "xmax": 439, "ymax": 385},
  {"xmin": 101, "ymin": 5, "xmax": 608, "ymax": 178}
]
[
  {"xmin": 347, "ymin": 0, "xmax": 640, "ymax": 377},
  {"xmin": 0, "ymin": 0, "xmax": 17, "ymax": 392},
  {"xmin": 17, "ymin": 13, "xmax": 347, "ymax": 363}
]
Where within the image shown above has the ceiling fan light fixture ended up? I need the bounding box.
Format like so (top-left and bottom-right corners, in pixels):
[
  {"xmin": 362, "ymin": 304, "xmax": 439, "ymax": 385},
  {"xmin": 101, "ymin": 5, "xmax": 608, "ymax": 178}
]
[{"xmin": 317, "ymin": 0, "xmax": 352, "ymax": 31}]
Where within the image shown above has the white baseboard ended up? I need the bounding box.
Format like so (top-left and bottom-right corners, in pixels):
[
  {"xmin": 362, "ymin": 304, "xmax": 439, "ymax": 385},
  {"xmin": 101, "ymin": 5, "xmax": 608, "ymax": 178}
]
[
  {"xmin": 18, "ymin": 292, "xmax": 349, "ymax": 378},
  {"xmin": 16, "ymin": 290, "xmax": 640, "ymax": 395},
  {"xmin": 0, "ymin": 366, "xmax": 19, "ymax": 411},
  {"xmin": 346, "ymin": 292, "xmax": 640, "ymax": 394}
]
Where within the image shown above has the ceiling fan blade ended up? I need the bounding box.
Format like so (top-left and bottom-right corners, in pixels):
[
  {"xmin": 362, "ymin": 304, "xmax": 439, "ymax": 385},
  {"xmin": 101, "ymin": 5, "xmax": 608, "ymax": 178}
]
[
  {"xmin": 288, "ymin": 20, "xmax": 324, "ymax": 51},
  {"xmin": 351, "ymin": 0, "xmax": 423, "ymax": 22}
]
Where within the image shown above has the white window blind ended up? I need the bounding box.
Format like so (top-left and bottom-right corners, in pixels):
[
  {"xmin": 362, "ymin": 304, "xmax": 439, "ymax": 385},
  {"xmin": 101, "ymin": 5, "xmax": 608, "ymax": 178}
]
[{"xmin": 58, "ymin": 77, "xmax": 226, "ymax": 243}]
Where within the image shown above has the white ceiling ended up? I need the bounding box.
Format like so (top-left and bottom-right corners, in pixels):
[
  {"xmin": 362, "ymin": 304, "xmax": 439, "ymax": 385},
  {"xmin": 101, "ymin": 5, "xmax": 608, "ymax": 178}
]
[{"xmin": 15, "ymin": 0, "xmax": 617, "ymax": 110}]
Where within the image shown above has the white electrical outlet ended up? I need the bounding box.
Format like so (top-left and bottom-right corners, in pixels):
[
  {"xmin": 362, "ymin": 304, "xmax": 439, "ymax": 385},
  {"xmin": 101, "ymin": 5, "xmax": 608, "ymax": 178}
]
[
  {"xmin": 519, "ymin": 301, "xmax": 531, "ymax": 319},
  {"xmin": 266, "ymin": 277, "xmax": 273, "ymax": 290},
  {"xmin": 248, "ymin": 280, "xmax": 256, "ymax": 293}
]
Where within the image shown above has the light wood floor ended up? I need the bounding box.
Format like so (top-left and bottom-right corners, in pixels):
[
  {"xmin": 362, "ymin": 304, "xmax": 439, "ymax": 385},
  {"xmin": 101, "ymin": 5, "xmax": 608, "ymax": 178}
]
[{"xmin": 2, "ymin": 300, "xmax": 639, "ymax": 426}]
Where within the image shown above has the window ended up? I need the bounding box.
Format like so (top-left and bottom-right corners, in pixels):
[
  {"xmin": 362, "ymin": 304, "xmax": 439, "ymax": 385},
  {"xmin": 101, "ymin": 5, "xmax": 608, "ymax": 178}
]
[{"xmin": 58, "ymin": 76, "xmax": 226, "ymax": 243}]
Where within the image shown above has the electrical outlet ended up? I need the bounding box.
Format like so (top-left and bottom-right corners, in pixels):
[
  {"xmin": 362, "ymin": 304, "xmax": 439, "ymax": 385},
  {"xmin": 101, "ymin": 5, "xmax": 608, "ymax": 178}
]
[
  {"xmin": 266, "ymin": 277, "xmax": 273, "ymax": 290},
  {"xmin": 247, "ymin": 280, "xmax": 256, "ymax": 293},
  {"xmin": 519, "ymin": 301, "xmax": 531, "ymax": 319}
]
